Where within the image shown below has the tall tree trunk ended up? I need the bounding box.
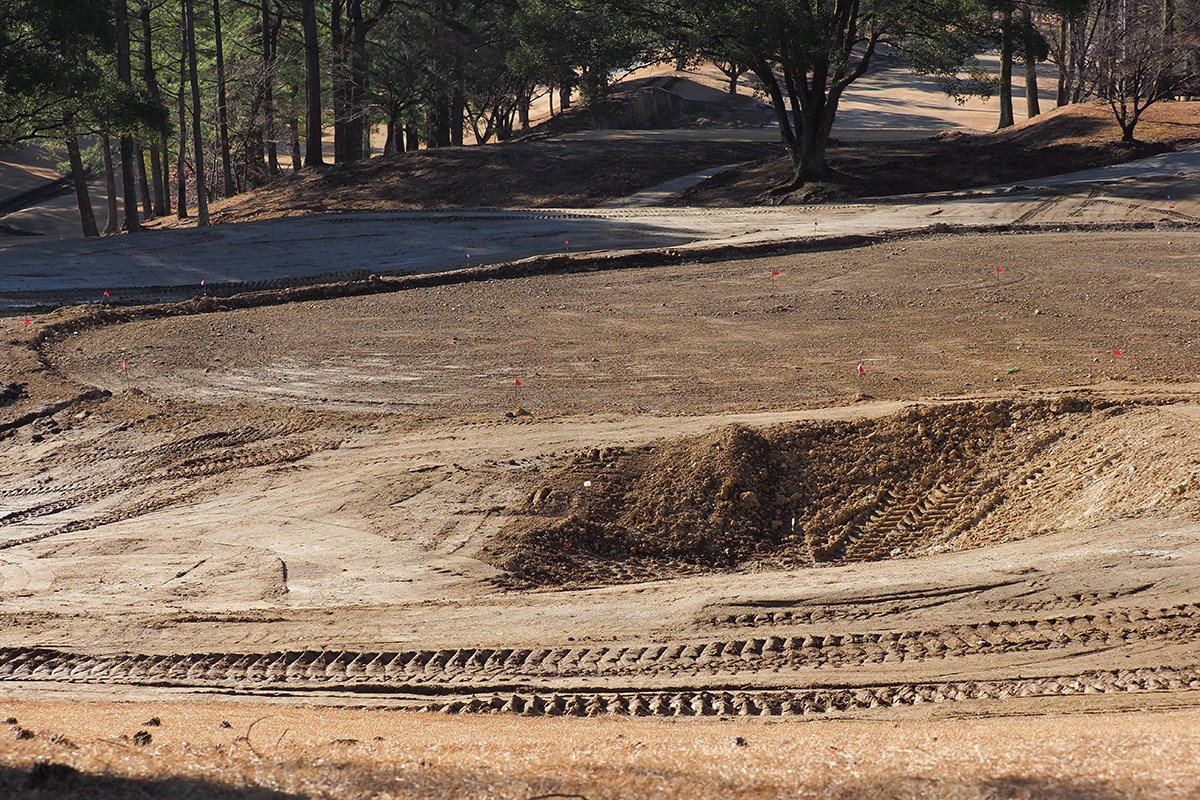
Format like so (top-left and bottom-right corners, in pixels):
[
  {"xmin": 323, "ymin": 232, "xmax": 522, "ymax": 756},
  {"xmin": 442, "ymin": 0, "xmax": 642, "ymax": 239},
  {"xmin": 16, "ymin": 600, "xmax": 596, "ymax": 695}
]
[
  {"xmin": 149, "ymin": 144, "xmax": 167, "ymax": 215},
  {"xmin": 301, "ymin": 0, "xmax": 324, "ymax": 167},
  {"xmin": 384, "ymin": 109, "xmax": 399, "ymax": 155},
  {"xmin": 794, "ymin": 99, "xmax": 837, "ymax": 183},
  {"xmin": 289, "ymin": 115, "xmax": 302, "ymax": 170},
  {"xmin": 184, "ymin": 0, "xmax": 209, "ymax": 225},
  {"xmin": 559, "ymin": 80, "xmax": 571, "ymax": 110},
  {"xmin": 1024, "ymin": 54, "xmax": 1041, "ymax": 117},
  {"xmin": 518, "ymin": 93, "xmax": 531, "ymax": 129},
  {"xmin": 1023, "ymin": 7, "xmax": 1041, "ymax": 118},
  {"xmin": 405, "ymin": 122, "xmax": 419, "ymax": 151},
  {"xmin": 114, "ymin": 0, "xmax": 141, "ymax": 231},
  {"xmin": 136, "ymin": 145, "xmax": 154, "ymax": 219},
  {"xmin": 140, "ymin": 2, "xmax": 168, "ymax": 215},
  {"xmin": 262, "ymin": 0, "xmax": 280, "ymax": 176},
  {"xmin": 66, "ymin": 136, "xmax": 99, "ymax": 238},
  {"xmin": 1056, "ymin": 16, "xmax": 1070, "ymax": 106},
  {"xmin": 430, "ymin": 97, "xmax": 451, "ymax": 147},
  {"xmin": 101, "ymin": 133, "xmax": 120, "ymax": 234},
  {"xmin": 347, "ymin": 0, "xmax": 368, "ymax": 161},
  {"xmin": 213, "ymin": 0, "xmax": 235, "ymax": 196},
  {"xmin": 331, "ymin": 0, "xmax": 348, "ymax": 162},
  {"xmin": 176, "ymin": 26, "xmax": 189, "ymax": 219},
  {"xmin": 998, "ymin": 6, "xmax": 1015, "ymax": 129}
]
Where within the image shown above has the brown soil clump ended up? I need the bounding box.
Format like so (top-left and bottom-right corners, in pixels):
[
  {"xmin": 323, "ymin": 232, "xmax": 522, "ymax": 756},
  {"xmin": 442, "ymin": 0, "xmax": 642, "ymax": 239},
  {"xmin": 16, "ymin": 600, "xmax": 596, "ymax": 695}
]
[{"xmin": 490, "ymin": 398, "xmax": 1200, "ymax": 587}]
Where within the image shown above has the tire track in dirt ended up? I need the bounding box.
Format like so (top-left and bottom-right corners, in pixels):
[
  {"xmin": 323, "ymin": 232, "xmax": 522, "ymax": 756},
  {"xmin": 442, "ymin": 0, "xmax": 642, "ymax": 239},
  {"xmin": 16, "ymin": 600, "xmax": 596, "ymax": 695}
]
[
  {"xmin": 419, "ymin": 665, "xmax": 1200, "ymax": 716},
  {"xmin": 1, "ymin": 604, "xmax": 1195, "ymax": 688},
  {"xmin": 0, "ymin": 434, "xmax": 340, "ymax": 550}
]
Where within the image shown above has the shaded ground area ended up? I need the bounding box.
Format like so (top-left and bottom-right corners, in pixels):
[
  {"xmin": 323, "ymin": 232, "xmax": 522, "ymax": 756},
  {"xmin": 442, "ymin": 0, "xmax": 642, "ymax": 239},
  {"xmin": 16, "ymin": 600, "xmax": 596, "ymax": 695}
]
[
  {"xmin": 196, "ymin": 140, "xmax": 782, "ymax": 225},
  {"xmin": 676, "ymin": 102, "xmax": 1200, "ymax": 205},
  {"xmin": 2, "ymin": 701, "xmax": 1198, "ymax": 800}
]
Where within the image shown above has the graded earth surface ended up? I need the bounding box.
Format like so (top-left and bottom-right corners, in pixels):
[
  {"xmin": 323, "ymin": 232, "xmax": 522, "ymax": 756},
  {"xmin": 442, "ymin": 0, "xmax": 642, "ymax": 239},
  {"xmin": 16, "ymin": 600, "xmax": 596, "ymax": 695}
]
[
  {"xmin": 2, "ymin": 83, "xmax": 1200, "ymax": 798},
  {"xmin": 0, "ymin": 226, "xmax": 1198, "ymax": 732}
]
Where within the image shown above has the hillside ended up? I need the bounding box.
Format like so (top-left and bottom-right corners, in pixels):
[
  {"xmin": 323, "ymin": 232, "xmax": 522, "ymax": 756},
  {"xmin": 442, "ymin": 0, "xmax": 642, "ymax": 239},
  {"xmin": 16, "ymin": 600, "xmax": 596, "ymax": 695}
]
[{"xmin": 675, "ymin": 102, "xmax": 1200, "ymax": 205}]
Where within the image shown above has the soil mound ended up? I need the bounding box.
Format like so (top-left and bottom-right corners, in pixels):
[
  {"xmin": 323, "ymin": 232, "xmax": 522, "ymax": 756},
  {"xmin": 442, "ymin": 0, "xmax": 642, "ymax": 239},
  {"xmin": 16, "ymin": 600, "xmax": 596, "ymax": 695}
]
[
  {"xmin": 486, "ymin": 399, "xmax": 1200, "ymax": 587},
  {"xmin": 529, "ymin": 76, "xmax": 774, "ymax": 136}
]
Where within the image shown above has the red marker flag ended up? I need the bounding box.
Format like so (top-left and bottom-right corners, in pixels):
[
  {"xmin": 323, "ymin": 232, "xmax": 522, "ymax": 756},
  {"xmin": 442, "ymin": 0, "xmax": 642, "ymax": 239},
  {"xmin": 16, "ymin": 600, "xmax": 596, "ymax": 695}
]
[
  {"xmin": 201, "ymin": 278, "xmax": 206, "ymax": 287},
  {"xmin": 515, "ymin": 378, "xmax": 522, "ymax": 387},
  {"xmin": 1113, "ymin": 349, "xmax": 1123, "ymax": 357},
  {"xmin": 997, "ymin": 267, "xmax": 1004, "ymax": 274},
  {"xmin": 771, "ymin": 270, "xmax": 781, "ymax": 277},
  {"xmin": 24, "ymin": 317, "xmax": 30, "ymax": 328},
  {"xmin": 857, "ymin": 363, "xmax": 866, "ymax": 376},
  {"xmin": 121, "ymin": 360, "xmax": 127, "ymax": 371},
  {"xmin": 103, "ymin": 290, "xmax": 110, "ymax": 298}
]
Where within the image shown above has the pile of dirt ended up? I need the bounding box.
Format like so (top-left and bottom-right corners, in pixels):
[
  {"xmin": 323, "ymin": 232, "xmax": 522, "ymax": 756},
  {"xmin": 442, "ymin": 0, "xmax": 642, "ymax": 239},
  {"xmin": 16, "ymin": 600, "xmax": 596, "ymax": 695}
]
[
  {"xmin": 673, "ymin": 102, "xmax": 1200, "ymax": 206},
  {"xmin": 192, "ymin": 139, "xmax": 781, "ymax": 225},
  {"xmin": 487, "ymin": 398, "xmax": 1200, "ymax": 587},
  {"xmin": 529, "ymin": 76, "xmax": 774, "ymax": 137}
]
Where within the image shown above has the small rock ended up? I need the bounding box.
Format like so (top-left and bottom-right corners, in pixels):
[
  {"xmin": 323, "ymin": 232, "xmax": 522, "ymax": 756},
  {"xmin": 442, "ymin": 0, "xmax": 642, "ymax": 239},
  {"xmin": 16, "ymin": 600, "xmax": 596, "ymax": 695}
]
[
  {"xmin": 219, "ymin": 720, "xmax": 232, "ymax": 729},
  {"xmin": 133, "ymin": 730, "xmax": 152, "ymax": 746},
  {"xmin": 3, "ymin": 717, "xmax": 16, "ymax": 725},
  {"xmin": 142, "ymin": 717, "xmax": 161, "ymax": 727},
  {"xmin": 733, "ymin": 736, "xmax": 748, "ymax": 747},
  {"xmin": 15, "ymin": 727, "xmax": 35, "ymax": 740}
]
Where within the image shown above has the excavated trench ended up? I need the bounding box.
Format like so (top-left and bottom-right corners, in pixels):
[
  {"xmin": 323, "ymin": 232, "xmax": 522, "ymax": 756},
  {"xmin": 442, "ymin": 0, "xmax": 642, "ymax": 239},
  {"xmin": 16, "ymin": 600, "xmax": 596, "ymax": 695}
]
[{"xmin": 487, "ymin": 398, "xmax": 1200, "ymax": 587}]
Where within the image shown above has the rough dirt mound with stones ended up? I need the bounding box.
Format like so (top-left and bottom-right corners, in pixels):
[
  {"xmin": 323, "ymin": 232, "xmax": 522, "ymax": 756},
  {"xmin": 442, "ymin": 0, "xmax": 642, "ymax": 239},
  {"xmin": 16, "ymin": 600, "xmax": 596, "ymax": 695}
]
[{"xmin": 486, "ymin": 399, "xmax": 1200, "ymax": 587}]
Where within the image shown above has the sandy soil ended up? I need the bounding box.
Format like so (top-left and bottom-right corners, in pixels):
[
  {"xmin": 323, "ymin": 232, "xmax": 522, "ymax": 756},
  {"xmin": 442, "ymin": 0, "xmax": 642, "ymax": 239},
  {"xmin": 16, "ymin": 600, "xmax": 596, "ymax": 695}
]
[{"xmin": 0, "ymin": 229, "xmax": 1197, "ymax": 732}]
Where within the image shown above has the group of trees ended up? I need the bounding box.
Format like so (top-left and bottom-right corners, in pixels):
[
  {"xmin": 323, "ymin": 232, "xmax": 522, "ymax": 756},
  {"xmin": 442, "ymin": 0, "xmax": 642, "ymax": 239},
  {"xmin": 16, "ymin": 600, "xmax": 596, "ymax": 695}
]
[{"xmin": 1, "ymin": 0, "xmax": 1195, "ymax": 234}]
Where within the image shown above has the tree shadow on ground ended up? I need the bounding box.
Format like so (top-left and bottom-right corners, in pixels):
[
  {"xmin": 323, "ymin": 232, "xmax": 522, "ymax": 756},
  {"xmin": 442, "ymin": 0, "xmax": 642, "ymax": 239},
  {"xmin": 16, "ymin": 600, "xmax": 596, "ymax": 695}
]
[
  {"xmin": 0, "ymin": 761, "xmax": 305, "ymax": 800},
  {"xmin": 827, "ymin": 775, "xmax": 1142, "ymax": 800}
]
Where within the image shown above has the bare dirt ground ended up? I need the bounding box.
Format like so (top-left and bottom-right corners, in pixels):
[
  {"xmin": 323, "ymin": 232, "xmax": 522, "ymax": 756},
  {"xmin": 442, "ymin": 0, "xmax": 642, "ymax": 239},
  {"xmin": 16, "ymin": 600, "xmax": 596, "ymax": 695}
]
[
  {"xmin": 3, "ymin": 104, "xmax": 1200, "ymax": 797},
  {"xmin": 1, "ymin": 230, "xmax": 1199, "ymax": 729}
]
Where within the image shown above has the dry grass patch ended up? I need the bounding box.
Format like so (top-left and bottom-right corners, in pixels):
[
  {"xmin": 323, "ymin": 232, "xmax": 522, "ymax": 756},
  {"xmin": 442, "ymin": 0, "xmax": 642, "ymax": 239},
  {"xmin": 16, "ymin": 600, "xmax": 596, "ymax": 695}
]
[{"xmin": 1, "ymin": 700, "xmax": 1198, "ymax": 799}]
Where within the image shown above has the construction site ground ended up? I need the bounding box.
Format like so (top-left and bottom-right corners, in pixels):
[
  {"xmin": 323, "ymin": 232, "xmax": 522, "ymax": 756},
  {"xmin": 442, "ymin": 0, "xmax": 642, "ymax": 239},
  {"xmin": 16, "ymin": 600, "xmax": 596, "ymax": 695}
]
[{"xmin": 2, "ymin": 89, "xmax": 1200, "ymax": 799}]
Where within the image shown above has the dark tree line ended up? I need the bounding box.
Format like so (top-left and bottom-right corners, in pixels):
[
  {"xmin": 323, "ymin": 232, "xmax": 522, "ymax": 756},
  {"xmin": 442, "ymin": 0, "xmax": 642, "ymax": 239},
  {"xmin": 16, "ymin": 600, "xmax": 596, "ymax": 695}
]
[{"xmin": 2, "ymin": 0, "xmax": 1196, "ymax": 235}]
